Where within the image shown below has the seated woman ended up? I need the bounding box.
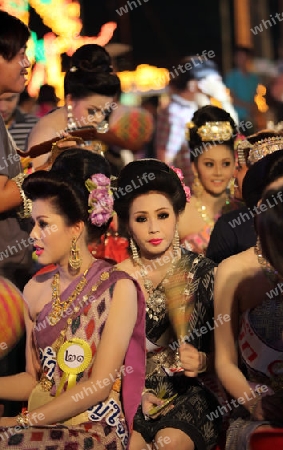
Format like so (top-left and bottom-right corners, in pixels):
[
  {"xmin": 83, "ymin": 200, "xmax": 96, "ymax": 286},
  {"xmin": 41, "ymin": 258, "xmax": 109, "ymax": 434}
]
[
  {"xmin": 214, "ymin": 150, "xmax": 283, "ymax": 450},
  {"xmin": 178, "ymin": 105, "xmax": 240, "ymax": 255},
  {"xmin": 115, "ymin": 159, "xmax": 223, "ymax": 450},
  {"xmin": 0, "ymin": 148, "xmax": 145, "ymax": 449}
]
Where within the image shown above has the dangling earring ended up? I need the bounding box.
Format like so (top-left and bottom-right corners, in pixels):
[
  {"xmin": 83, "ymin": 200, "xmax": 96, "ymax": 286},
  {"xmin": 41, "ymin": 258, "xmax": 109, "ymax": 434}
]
[
  {"xmin": 96, "ymin": 120, "xmax": 109, "ymax": 133},
  {"xmin": 192, "ymin": 173, "xmax": 203, "ymax": 198},
  {"xmin": 173, "ymin": 229, "xmax": 180, "ymax": 257},
  {"xmin": 130, "ymin": 238, "xmax": 139, "ymax": 262},
  {"xmin": 67, "ymin": 104, "xmax": 76, "ymax": 129},
  {"xmin": 227, "ymin": 177, "xmax": 235, "ymax": 198},
  {"xmin": 68, "ymin": 237, "xmax": 81, "ymax": 271}
]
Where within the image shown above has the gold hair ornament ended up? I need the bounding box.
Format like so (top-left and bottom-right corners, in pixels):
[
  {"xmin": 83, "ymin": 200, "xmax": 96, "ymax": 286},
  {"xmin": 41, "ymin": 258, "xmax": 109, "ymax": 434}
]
[
  {"xmin": 247, "ymin": 136, "xmax": 283, "ymax": 165},
  {"xmin": 196, "ymin": 121, "xmax": 233, "ymax": 142},
  {"xmin": 236, "ymin": 139, "xmax": 252, "ymax": 165},
  {"xmin": 186, "ymin": 121, "xmax": 195, "ymax": 141}
]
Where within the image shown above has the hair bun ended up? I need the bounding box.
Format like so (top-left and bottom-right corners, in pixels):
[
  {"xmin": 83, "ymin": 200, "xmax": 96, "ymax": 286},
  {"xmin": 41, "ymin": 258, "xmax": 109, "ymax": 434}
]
[{"xmin": 78, "ymin": 60, "xmax": 113, "ymax": 73}]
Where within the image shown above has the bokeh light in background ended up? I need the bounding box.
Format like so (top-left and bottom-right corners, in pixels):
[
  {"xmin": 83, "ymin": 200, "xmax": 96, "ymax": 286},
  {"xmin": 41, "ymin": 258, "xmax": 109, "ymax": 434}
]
[{"xmin": 0, "ymin": 0, "xmax": 117, "ymax": 102}]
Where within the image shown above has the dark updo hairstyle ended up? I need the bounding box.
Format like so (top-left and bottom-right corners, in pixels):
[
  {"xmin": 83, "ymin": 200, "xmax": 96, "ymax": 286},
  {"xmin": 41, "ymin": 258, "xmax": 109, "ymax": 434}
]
[
  {"xmin": 23, "ymin": 148, "xmax": 112, "ymax": 243},
  {"xmin": 242, "ymin": 149, "xmax": 283, "ymax": 209},
  {"xmin": 64, "ymin": 44, "xmax": 121, "ymax": 99},
  {"xmin": 0, "ymin": 10, "xmax": 30, "ymax": 61},
  {"xmin": 169, "ymin": 57, "xmax": 220, "ymax": 91},
  {"xmin": 188, "ymin": 105, "xmax": 237, "ymax": 162},
  {"xmin": 114, "ymin": 159, "xmax": 187, "ymax": 224},
  {"xmin": 256, "ymin": 183, "xmax": 283, "ymax": 277}
]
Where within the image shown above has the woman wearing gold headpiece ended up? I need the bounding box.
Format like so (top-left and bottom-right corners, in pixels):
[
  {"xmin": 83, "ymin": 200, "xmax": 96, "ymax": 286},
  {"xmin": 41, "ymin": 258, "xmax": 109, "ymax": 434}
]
[
  {"xmin": 206, "ymin": 130, "xmax": 283, "ymax": 263},
  {"xmin": 178, "ymin": 105, "xmax": 241, "ymax": 255},
  {"xmin": 214, "ymin": 150, "xmax": 283, "ymax": 449}
]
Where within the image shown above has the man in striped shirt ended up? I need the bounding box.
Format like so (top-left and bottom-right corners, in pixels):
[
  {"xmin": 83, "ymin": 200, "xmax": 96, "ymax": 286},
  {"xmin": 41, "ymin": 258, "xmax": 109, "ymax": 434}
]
[{"xmin": 0, "ymin": 92, "xmax": 38, "ymax": 151}]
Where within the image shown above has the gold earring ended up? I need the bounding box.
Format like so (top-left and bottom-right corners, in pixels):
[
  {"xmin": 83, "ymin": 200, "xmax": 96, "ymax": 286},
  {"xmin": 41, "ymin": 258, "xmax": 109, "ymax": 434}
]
[
  {"xmin": 173, "ymin": 229, "xmax": 180, "ymax": 257},
  {"xmin": 130, "ymin": 238, "xmax": 139, "ymax": 262},
  {"xmin": 227, "ymin": 177, "xmax": 235, "ymax": 198},
  {"xmin": 69, "ymin": 237, "xmax": 81, "ymax": 271},
  {"xmin": 192, "ymin": 173, "xmax": 203, "ymax": 198}
]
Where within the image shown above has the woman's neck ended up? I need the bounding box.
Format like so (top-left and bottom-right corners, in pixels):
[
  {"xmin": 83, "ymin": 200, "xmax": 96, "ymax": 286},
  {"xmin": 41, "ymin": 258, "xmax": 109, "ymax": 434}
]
[
  {"xmin": 138, "ymin": 247, "xmax": 181, "ymax": 276},
  {"xmin": 57, "ymin": 251, "xmax": 95, "ymax": 284},
  {"xmin": 195, "ymin": 190, "xmax": 228, "ymax": 217}
]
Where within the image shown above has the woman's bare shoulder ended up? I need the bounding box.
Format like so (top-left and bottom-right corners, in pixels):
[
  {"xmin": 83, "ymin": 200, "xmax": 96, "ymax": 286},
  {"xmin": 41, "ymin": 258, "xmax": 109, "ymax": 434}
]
[
  {"xmin": 216, "ymin": 247, "xmax": 255, "ymax": 281},
  {"xmin": 24, "ymin": 268, "xmax": 56, "ymax": 305},
  {"xmin": 116, "ymin": 258, "xmax": 134, "ymax": 275}
]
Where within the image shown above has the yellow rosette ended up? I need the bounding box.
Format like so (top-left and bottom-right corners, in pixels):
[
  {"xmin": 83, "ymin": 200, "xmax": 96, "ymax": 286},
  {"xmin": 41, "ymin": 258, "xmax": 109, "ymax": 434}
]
[{"xmin": 56, "ymin": 338, "xmax": 92, "ymax": 396}]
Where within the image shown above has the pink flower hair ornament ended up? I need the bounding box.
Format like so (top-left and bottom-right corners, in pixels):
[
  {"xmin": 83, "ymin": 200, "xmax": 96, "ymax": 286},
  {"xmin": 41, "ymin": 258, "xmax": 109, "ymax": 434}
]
[
  {"xmin": 85, "ymin": 174, "xmax": 114, "ymax": 227},
  {"xmin": 170, "ymin": 166, "xmax": 191, "ymax": 202}
]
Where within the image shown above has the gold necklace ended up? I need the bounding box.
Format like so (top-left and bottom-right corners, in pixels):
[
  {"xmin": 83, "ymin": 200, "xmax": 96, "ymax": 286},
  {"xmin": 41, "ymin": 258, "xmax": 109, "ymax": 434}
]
[
  {"xmin": 48, "ymin": 266, "xmax": 91, "ymax": 326},
  {"xmin": 195, "ymin": 196, "xmax": 230, "ymax": 229},
  {"xmin": 137, "ymin": 254, "xmax": 178, "ymax": 321},
  {"xmin": 40, "ymin": 267, "xmax": 115, "ymax": 391},
  {"xmin": 254, "ymin": 239, "xmax": 278, "ymax": 284}
]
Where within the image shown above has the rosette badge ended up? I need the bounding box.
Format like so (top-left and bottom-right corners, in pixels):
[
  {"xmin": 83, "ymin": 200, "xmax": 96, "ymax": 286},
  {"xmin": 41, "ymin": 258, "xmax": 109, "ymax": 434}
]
[{"xmin": 85, "ymin": 174, "xmax": 114, "ymax": 227}]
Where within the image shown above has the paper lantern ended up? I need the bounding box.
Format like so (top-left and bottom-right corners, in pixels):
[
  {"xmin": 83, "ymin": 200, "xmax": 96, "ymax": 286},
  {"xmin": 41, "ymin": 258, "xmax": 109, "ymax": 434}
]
[{"xmin": 109, "ymin": 106, "xmax": 154, "ymax": 152}]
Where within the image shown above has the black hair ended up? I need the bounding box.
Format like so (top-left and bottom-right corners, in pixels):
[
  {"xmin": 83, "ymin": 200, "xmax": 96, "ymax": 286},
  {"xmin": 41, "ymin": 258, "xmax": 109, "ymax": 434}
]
[
  {"xmin": 0, "ymin": 10, "xmax": 30, "ymax": 61},
  {"xmin": 64, "ymin": 44, "xmax": 121, "ymax": 99},
  {"xmin": 234, "ymin": 46, "xmax": 254, "ymax": 56},
  {"xmin": 114, "ymin": 159, "xmax": 187, "ymax": 224},
  {"xmin": 188, "ymin": 105, "xmax": 237, "ymax": 162},
  {"xmin": 169, "ymin": 57, "xmax": 219, "ymax": 92},
  {"xmin": 141, "ymin": 96, "xmax": 159, "ymax": 108},
  {"xmin": 23, "ymin": 148, "xmax": 112, "ymax": 243},
  {"xmin": 242, "ymin": 148, "xmax": 283, "ymax": 209},
  {"xmin": 37, "ymin": 84, "xmax": 58, "ymax": 105},
  {"xmin": 256, "ymin": 185, "xmax": 283, "ymax": 276}
]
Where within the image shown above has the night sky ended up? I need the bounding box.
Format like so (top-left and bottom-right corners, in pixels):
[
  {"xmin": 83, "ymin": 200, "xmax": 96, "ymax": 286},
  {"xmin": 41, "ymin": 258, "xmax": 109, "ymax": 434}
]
[
  {"xmin": 80, "ymin": 0, "xmax": 224, "ymax": 70},
  {"xmin": 28, "ymin": 0, "xmax": 282, "ymax": 75}
]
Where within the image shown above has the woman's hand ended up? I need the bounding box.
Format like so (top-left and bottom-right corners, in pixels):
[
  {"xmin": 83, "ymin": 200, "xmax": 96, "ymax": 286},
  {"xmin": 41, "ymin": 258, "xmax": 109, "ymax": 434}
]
[
  {"xmin": 179, "ymin": 343, "xmax": 206, "ymax": 377},
  {"xmin": 141, "ymin": 392, "xmax": 164, "ymax": 419}
]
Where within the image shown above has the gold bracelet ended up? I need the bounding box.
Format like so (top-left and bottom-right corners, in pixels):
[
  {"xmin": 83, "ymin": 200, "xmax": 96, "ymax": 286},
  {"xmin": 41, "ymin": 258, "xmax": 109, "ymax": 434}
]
[
  {"xmin": 198, "ymin": 351, "xmax": 207, "ymax": 374},
  {"xmin": 16, "ymin": 411, "xmax": 30, "ymax": 428},
  {"xmin": 12, "ymin": 173, "xmax": 32, "ymax": 219}
]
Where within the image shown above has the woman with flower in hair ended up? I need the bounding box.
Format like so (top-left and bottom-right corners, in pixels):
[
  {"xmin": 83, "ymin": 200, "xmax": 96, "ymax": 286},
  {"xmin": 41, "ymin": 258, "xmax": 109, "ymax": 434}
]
[
  {"xmin": 178, "ymin": 105, "xmax": 241, "ymax": 255},
  {"xmin": 115, "ymin": 159, "xmax": 224, "ymax": 450},
  {"xmin": 0, "ymin": 148, "xmax": 146, "ymax": 449}
]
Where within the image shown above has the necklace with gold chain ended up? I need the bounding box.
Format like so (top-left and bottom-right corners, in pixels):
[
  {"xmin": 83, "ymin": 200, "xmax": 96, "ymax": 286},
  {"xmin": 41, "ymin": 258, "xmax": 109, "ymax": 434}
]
[
  {"xmin": 195, "ymin": 195, "xmax": 230, "ymax": 230},
  {"xmin": 254, "ymin": 239, "xmax": 279, "ymax": 284},
  {"xmin": 48, "ymin": 263, "xmax": 93, "ymax": 326},
  {"xmin": 40, "ymin": 267, "xmax": 114, "ymax": 391},
  {"xmin": 136, "ymin": 252, "xmax": 179, "ymax": 321}
]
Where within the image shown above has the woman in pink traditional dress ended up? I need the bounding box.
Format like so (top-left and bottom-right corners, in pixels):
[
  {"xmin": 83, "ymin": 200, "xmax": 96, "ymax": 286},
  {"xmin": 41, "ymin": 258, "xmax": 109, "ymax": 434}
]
[
  {"xmin": 178, "ymin": 105, "xmax": 241, "ymax": 255},
  {"xmin": 0, "ymin": 148, "xmax": 145, "ymax": 449},
  {"xmin": 214, "ymin": 152, "xmax": 283, "ymax": 450}
]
